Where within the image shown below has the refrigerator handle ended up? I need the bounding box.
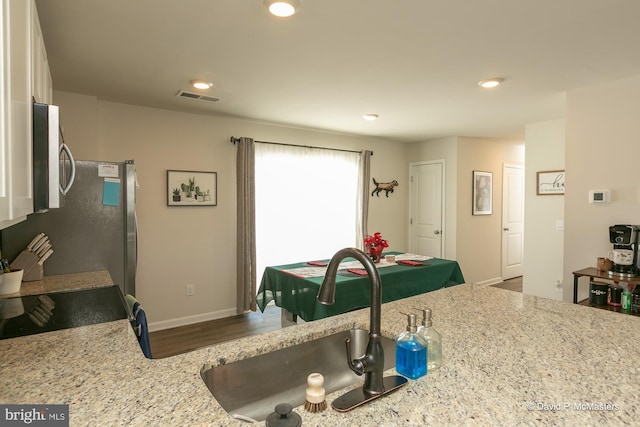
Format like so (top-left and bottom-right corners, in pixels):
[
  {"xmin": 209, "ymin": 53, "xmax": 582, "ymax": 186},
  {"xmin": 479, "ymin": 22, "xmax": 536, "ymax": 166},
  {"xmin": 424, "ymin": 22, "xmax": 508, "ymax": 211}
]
[
  {"xmin": 59, "ymin": 143, "xmax": 76, "ymax": 195},
  {"xmin": 125, "ymin": 161, "xmax": 138, "ymax": 296}
]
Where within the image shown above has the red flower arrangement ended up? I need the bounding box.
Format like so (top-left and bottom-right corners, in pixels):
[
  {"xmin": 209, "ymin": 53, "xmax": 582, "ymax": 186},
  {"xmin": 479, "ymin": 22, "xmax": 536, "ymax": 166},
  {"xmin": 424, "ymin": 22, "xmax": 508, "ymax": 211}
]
[{"xmin": 364, "ymin": 232, "xmax": 388, "ymax": 263}]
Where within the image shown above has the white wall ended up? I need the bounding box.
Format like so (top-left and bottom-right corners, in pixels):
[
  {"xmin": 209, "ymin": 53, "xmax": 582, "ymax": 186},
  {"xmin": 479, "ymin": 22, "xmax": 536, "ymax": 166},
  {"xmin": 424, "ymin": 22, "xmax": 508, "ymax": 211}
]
[
  {"xmin": 523, "ymin": 119, "xmax": 565, "ymax": 300},
  {"xmin": 564, "ymin": 75, "xmax": 640, "ymax": 302},
  {"xmin": 54, "ymin": 91, "xmax": 409, "ymax": 329}
]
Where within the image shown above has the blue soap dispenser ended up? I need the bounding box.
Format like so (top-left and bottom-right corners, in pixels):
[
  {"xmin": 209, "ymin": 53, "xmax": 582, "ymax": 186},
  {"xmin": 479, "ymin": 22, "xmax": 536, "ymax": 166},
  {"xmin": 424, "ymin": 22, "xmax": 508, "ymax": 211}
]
[{"xmin": 396, "ymin": 313, "xmax": 427, "ymax": 379}]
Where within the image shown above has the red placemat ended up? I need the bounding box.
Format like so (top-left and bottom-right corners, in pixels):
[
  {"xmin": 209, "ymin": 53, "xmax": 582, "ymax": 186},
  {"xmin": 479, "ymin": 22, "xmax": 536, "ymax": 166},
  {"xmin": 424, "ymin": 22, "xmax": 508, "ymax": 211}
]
[
  {"xmin": 307, "ymin": 261, "xmax": 328, "ymax": 266},
  {"xmin": 397, "ymin": 260, "xmax": 423, "ymax": 266}
]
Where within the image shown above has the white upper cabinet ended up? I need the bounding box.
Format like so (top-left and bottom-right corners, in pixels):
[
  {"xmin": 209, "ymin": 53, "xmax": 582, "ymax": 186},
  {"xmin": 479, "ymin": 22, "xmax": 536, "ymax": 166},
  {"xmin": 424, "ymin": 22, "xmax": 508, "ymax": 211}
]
[
  {"xmin": 0, "ymin": 0, "xmax": 51, "ymax": 230},
  {"xmin": 31, "ymin": 0, "xmax": 52, "ymax": 104}
]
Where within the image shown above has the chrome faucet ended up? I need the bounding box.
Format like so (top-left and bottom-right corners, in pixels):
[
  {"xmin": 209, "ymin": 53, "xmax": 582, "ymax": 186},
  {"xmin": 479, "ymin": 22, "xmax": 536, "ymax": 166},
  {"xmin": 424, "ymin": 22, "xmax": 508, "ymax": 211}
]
[{"xmin": 317, "ymin": 247, "xmax": 407, "ymax": 412}]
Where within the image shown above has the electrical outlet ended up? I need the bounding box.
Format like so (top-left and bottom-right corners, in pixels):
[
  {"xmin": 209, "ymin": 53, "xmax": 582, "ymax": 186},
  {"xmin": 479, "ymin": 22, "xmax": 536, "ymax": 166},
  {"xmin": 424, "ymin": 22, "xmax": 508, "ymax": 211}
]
[
  {"xmin": 555, "ymin": 280, "xmax": 563, "ymax": 292},
  {"xmin": 186, "ymin": 284, "xmax": 195, "ymax": 296}
]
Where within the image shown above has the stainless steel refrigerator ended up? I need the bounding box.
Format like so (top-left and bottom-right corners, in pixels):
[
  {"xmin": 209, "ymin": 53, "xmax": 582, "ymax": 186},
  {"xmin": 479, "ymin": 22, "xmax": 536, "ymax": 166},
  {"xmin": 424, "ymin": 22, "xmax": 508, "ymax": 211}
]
[{"xmin": 1, "ymin": 160, "xmax": 137, "ymax": 296}]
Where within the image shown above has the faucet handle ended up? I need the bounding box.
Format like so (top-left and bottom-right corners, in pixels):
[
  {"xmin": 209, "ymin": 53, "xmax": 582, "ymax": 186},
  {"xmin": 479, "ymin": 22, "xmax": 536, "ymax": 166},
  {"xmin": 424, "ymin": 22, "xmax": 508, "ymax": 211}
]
[{"xmin": 344, "ymin": 338, "xmax": 365, "ymax": 376}]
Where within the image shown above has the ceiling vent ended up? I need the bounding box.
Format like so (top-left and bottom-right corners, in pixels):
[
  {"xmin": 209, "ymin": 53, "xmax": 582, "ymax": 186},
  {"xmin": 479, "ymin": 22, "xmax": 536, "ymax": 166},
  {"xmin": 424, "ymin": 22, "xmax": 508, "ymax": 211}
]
[{"xmin": 175, "ymin": 90, "xmax": 221, "ymax": 103}]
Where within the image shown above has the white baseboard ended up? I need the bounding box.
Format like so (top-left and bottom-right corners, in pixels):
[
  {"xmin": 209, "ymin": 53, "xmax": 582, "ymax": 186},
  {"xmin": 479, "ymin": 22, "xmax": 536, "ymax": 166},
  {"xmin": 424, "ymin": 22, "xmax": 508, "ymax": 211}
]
[
  {"xmin": 148, "ymin": 307, "xmax": 237, "ymax": 332},
  {"xmin": 474, "ymin": 277, "xmax": 504, "ymax": 288}
]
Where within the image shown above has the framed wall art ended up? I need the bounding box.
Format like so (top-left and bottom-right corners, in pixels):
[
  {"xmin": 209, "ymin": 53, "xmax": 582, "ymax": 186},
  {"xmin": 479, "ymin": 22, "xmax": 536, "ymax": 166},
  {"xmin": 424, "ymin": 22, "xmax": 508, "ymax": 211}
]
[
  {"xmin": 536, "ymin": 170, "xmax": 565, "ymax": 195},
  {"xmin": 167, "ymin": 170, "xmax": 217, "ymax": 206},
  {"xmin": 472, "ymin": 170, "xmax": 492, "ymax": 215}
]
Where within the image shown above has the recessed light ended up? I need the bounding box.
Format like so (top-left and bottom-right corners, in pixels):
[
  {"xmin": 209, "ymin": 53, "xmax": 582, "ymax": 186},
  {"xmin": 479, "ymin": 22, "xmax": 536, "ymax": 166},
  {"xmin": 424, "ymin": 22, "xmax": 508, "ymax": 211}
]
[
  {"xmin": 362, "ymin": 114, "xmax": 379, "ymax": 121},
  {"xmin": 264, "ymin": 0, "xmax": 300, "ymax": 17},
  {"xmin": 190, "ymin": 80, "xmax": 213, "ymax": 90},
  {"xmin": 478, "ymin": 78, "xmax": 504, "ymax": 89}
]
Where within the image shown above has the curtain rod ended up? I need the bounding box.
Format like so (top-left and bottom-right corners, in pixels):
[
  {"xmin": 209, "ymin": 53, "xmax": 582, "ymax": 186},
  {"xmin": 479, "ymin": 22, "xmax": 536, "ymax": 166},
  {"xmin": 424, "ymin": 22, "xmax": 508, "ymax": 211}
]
[{"xmin": 229, "ymin": 136, "xmax": 373, "ymax": 156}]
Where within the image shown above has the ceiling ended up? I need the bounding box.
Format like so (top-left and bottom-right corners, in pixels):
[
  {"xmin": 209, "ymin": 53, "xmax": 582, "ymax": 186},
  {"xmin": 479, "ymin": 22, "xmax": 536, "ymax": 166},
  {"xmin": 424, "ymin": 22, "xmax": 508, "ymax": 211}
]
[{"xmin": 35, "ymin": 0, "xmax": 640, "ymax": 143}]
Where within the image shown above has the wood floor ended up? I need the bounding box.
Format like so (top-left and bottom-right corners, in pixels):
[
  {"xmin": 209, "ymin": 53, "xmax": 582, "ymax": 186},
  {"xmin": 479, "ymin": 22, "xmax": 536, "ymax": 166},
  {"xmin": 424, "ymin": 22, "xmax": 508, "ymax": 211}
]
[
  {"xmin": 150, "ymin": 278, "xmax": 524, "ymax": 359},
  {"xmin": 149, "ymin": 304, "xmax": 284, "ymax": 359},
  {"xmin": 491, "ymin": 276, "xmax": 523, "ymax": 292}
]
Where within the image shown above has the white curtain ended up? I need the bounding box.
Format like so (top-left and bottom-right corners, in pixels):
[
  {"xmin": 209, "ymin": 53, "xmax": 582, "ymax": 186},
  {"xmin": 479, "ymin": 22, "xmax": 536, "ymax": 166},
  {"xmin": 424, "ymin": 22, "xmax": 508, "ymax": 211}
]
[{"xmin": 254, "ymin": 143, "xmax": 360, "ymax": 280}]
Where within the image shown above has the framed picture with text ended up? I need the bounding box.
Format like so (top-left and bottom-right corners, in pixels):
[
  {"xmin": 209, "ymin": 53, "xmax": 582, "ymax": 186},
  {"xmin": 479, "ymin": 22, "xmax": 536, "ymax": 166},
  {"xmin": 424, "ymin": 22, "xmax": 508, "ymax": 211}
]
[
  {"xmin": 472, "ymin": 170, "xmax": 492, "ymax": 215},
  {"xmin": 536, "ymin": 170, "xmax": 565, "ymax": 195}
]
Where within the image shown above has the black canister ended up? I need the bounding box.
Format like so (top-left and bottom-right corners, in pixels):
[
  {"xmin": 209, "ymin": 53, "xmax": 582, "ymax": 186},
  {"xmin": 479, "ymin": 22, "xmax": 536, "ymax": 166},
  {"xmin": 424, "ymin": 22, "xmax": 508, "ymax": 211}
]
[
  {"xmin": 632, "ymin": 285, "xmax": 640, "ymax": 314},
  {"xmin": 609, "ymin": 286, "xmax": 623, "ymax": 306},
  {"xmin": 589, "ymin": 281, "xmax": 608, "ymax": 305}
]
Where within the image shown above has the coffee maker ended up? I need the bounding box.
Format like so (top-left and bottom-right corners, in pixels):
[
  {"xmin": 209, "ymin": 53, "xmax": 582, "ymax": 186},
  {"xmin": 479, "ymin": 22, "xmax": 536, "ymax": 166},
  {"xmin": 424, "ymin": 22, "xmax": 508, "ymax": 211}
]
[{"xmin": 608, "ymin": 225, "xmax": 640, "ymax": 276}]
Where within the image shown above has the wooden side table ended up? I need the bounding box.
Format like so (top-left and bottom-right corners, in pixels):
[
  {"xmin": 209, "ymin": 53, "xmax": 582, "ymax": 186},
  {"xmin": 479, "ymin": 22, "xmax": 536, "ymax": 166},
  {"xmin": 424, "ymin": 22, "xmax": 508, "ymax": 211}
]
[{"xmin": 572, "ymin": 267, "xmax": 640, "ymax": 304}]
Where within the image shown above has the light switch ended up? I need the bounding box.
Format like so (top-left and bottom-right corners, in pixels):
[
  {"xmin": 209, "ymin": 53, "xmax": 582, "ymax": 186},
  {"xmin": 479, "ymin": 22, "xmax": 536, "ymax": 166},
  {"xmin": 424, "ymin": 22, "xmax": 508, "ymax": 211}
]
[{"xmin": 555, "ymin": 220, "xmax": 564, "ymax": 231}]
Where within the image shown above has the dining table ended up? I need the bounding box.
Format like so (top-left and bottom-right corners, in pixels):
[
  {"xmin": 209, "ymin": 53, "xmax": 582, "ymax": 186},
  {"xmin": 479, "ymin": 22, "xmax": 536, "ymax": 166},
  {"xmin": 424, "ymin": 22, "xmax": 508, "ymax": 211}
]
[{"xmin": 256, "ymin": 251, "xmax": 465, "ymax": 322}]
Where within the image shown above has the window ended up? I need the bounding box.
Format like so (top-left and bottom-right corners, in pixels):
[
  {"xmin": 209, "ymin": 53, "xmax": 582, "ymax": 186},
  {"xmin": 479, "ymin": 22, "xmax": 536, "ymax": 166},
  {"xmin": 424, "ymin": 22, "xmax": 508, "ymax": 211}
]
[{"xmin": 254, "ymin": 143, "xmax": 359, "ymax": 280}]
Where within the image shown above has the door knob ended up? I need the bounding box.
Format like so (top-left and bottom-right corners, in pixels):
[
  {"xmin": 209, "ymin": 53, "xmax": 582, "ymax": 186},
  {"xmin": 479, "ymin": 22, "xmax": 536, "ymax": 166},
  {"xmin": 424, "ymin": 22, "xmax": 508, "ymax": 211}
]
[
  {"xmin": 503, "ymin": 228, "xmax": 509, "ymax": 231},
  {"xmin": 434, "ymin": 230, "xmax": 441, "ymax": 235}
]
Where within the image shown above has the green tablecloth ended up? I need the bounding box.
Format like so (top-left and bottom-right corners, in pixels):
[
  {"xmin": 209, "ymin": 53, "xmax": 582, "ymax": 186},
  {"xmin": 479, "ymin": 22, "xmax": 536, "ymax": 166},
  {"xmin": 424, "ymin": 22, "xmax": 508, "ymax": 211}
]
[{"xmin": 256, "ymin": 252, "xmax": 465, "ymax": 321}]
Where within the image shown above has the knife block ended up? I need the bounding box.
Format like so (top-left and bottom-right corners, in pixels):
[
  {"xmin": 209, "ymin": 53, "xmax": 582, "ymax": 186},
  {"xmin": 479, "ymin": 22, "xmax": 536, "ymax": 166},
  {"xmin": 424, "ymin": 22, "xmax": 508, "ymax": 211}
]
[
  {"xmin": 23, "ymin": 264, "xmax": 43, "ymax": 281},
  {"xmin": 10, "ymin": 250, "xmax": 44, "ymax": 282}
]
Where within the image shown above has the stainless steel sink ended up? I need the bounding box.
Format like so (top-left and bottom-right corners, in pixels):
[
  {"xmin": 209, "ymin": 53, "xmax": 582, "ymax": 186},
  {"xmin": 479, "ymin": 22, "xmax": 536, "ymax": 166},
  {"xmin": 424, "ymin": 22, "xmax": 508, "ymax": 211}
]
[{"xmin": 201, "ymin": 329, "xmax": 396, "ymax": 422}]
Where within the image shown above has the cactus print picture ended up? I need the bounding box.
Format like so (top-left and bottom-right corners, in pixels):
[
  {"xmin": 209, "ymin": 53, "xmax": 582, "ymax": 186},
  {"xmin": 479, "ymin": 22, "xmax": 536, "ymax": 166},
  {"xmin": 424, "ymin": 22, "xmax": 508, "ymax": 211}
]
[{"xmin": 167, "ymin": 170, "xmax": 217, "ymax": 206}]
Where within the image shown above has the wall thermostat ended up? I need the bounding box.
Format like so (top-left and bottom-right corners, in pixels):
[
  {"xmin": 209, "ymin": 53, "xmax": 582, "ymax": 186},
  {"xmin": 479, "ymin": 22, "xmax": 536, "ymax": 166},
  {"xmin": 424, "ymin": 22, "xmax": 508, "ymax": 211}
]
[{"xmin": 588, "ymin": 190, "xmax": 610, "ymax": 204}]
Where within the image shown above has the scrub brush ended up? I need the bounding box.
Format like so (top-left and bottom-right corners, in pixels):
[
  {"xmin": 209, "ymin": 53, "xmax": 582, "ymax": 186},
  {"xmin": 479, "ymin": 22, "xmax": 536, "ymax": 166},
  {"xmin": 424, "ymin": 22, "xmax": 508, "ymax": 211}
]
[{"xmin": 304, "ymin": 373, "xmax": 327, "ymax": 413}]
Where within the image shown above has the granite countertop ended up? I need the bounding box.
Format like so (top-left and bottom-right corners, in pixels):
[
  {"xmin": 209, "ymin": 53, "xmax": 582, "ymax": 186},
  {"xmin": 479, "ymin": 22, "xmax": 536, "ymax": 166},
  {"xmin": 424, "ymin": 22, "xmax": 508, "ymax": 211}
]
[
  {"xmin": 1, "ymin": 284, "xmax": 639, "ymax": 426},
  {"xmin": 3, "ymin": 270, "xmax": 113, "ymax": 297}
]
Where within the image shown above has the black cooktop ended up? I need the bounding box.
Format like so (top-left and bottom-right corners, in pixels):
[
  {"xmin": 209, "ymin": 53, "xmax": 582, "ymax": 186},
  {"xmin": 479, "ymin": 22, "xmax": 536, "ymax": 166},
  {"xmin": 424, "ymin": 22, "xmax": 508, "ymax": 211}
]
[{"xmin": 0, "ymin": 285, "xmax": 132, "ymax": 340}]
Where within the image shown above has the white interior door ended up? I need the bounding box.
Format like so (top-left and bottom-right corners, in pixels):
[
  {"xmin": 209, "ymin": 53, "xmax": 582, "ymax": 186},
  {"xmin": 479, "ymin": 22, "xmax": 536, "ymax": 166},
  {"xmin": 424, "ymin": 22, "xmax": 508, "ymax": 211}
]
[
  {"xmin": 502, "ymin": 164, "xmax": 524, "ymax": 279},
  {"xmin": 409, "ymin": 161, "xmax": 444, "ymax": 257}
]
